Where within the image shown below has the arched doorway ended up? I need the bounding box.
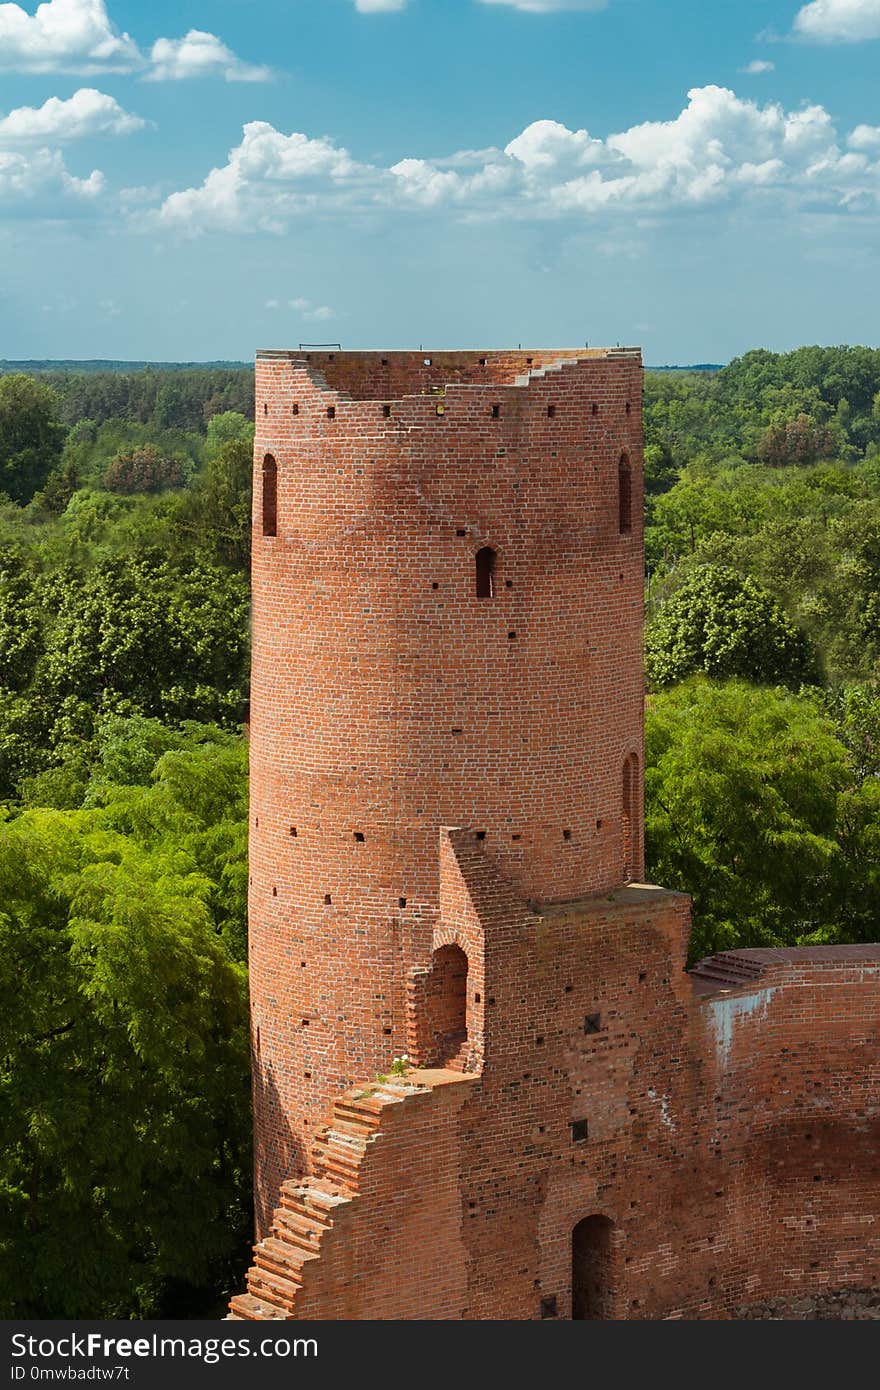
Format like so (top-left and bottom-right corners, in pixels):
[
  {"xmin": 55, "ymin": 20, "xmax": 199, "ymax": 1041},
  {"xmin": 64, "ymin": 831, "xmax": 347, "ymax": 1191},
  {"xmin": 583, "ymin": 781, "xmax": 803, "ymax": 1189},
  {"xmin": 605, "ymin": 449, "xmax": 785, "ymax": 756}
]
[
  {"xmin": 423, "ymin": 943, "xmax": 468, "ymax": 1067},
  {"xmin": 572, "ymin": 1215, "xmax": 616, "ymax": 1319}
]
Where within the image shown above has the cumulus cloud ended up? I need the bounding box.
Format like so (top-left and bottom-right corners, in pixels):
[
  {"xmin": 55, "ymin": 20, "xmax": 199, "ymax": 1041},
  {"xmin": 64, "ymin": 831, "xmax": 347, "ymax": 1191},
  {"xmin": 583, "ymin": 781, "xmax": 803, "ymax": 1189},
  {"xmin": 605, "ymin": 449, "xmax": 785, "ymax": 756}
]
[
  {"xmin": 793, "ymin": 0, "xmax": 880, "ymax": 41},
  {"xmin": 0, "ymin": 84, "xmax": 143, "ymax": 215},
  {"xmin": 0, "ymin": 145, "xmax": 104, "ymax": 209},
  {"xmin": 158, "ymin": 122, "xmax": 362, "ymax": 233},
  {"xmin": 849, "ymin": 123, "xmax": 880, "ymax": 149},
  {"xmin": 740, "ymin": 59, "xmax": 775, "ymax": 73},
  {"xmin": 0, "ymin": 0, "xmax": 138, "ymax": 72},
  {"xmin": 147, "ymin": 30, "xmax": 272, "ymax": 82},
  {"xmin": 155, "ymin": 85, "xmax": 880, "ymax": 235},
  {"xmin": 0, "ymin": 0, "xmax": 271, "ymax": 78},
  {"xmin": 0, "ymin": 87, "xmax": 144, "ymax": 143}
]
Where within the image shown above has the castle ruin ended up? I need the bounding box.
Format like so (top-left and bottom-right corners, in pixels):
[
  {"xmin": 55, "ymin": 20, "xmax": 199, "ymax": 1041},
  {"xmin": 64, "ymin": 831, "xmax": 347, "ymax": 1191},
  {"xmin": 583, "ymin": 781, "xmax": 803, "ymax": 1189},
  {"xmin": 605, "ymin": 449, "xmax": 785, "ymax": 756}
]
[{"xmin": 230, "ymin": 348, "xmax": 880, "ymax": 1320}]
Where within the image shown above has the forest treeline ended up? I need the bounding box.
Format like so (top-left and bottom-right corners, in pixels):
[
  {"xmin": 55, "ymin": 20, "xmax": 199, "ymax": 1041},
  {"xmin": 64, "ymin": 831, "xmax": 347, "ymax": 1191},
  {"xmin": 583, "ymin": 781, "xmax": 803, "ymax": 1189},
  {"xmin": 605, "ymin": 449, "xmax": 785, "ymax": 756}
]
[{"xmin": 1, "ymin": 346, "xmax": 879, "ymax": 1317}]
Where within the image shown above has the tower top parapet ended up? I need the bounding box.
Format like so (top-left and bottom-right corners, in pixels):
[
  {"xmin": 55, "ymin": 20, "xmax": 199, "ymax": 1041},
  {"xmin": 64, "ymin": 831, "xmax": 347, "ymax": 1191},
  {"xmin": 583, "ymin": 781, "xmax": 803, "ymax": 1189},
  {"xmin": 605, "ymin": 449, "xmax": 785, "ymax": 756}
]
[{"xmin": 254, "ymin": 346, "xmax": 642, "ymax": 404}]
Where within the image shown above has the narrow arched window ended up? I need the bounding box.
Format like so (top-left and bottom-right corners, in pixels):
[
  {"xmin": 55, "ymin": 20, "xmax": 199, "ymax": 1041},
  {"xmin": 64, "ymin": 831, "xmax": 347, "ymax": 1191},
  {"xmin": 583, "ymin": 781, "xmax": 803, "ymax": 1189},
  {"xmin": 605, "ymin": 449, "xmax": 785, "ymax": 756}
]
[
  {"xmin": 618, "ymin": 454, "xmax": 632, "ymax": 535},
  {"xmin": 262, "ymin": 454, "xmax": 277, "ymax": 537},
  {"xmin": 622, "ymin": 752, "xmax": 639, "ymax": 883},
  {"xmin": 475, "ymin": 546, "xmax": 496, "ymax": 599}
]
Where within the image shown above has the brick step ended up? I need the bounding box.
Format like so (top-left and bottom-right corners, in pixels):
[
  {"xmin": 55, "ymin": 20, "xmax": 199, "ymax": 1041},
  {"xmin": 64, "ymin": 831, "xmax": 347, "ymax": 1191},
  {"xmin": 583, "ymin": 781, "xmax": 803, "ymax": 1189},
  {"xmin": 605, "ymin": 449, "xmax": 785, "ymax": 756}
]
[
  {"xmin": 312, "ymin": 1149, "xmax": 362, "ymax": 1177},
  {"xmin": 689, "ymin": 950, "xmax": 767, "ymax": 996},
  {"xmin": 313, "ymin": 1157, "xmax": 359, "ymax": 1190},
  {"xmin": 333, "ymin": 1095, "xmax": 387, "ymax": 1123},
  {"xmin": 314, "ymin": 1129, "xmax": 371, "ymax": 1162},
  {"xmin": 444, "ymin": 1048, "xmax": 470, "ymax": 1073},
  {"xmin": 247, "ymin": 1265, "xmax": 300, "ymax": 1313},
  {"xmin": 228, "ymin": 1292, "xmax": 288, "ymax": 1321},
  {"xmin": 370, "ymin": 1082, "xmax": 418, "ymax": 1102},
  {"xmin": 692, "ymin": 961, "xmax": 763, "ymax": 982},
  {"xmin": 278, "ymin": 1182, "xmax": 348, "ymax": 1221},
  {"xmin": 270, "ymin": 1213, "xmax": 325, "ymax": 1257},
  {"xmin": 324, "ymin": 1109, "xmax": 382, "ymax": 1139},
  {"xmin": 232, "ymin": 1078, "xmax": 436, "ymax": 1318},
  {"xmin": 692, "ymin": 963, "xmax": 751, "ymax": 981},
  {"xmin": 712, "ymin": 953, "xmax": 765, "ymax": 972},
  {"xmin": 255, "ymin": 1236, "xmax": 314, "ymax": 1279}
]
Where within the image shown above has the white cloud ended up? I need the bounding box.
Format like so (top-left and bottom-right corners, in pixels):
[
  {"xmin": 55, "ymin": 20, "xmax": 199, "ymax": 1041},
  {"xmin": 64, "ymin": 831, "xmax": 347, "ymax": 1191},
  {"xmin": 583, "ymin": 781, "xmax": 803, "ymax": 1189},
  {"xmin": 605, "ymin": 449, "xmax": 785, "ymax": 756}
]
[
  {"xmin": 478, "ymin": 0, "xmax": 607, "ymax": 10},
  {"xmin": 354, "ymin": 0, "xmax": 408, "ymax": 11},
  {"xmin": 158, "ymin": 122, "xmax": 361, "ymax": 234},
  {"xmin": 0, "ymin": 0, "xmax": 138, "ymax": 72},
  {"xmin": 0, "ymin": 145, "xmax": 104, "ymax": 208},
  {"xmin": 0, "ymin": 0, "xmax": 272, "ymax": 79},
  {"xmin": 849, "ymin": 123, "xmax": 880, "ymax": 149},
  {"xmin": 147, "ymin": 30, "xmax": 272, "ymax": 82},
  {"xmin": 288, "ymin": 298, "xmax": 336, "ymax": 321},
  {"xmin": 0, "ymin": 87, "xmax": 144, "ymax": 143},
  {"xmin": 740, "ymin": 59, "xmax": 775, "ymax": 73},
  {"xmin": 155, "ymin": 85, "xmax": 880, "ymax": 235},
  {"xmin": 793, "ymin": 0, "xmax": 880, "ymax": 41},
  {"xmin": 504, "ymin": 118, "xmax": 606, "ymax": 171}
]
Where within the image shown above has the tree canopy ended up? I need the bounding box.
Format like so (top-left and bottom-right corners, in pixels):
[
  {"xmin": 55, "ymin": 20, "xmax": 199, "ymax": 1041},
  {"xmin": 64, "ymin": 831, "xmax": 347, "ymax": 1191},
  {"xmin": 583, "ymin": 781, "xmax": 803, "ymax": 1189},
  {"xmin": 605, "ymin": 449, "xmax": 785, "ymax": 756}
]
[
  {"xmin": 0, "ymin": 375, "xmax": 67, "ymax": 505},
  {"xmin": 0, "ymin": 718, "xmax": 250, "ymax": 1318},
  {"xmin": 645, "ymin": 564, "xmax": 818, "ymax": 689}
]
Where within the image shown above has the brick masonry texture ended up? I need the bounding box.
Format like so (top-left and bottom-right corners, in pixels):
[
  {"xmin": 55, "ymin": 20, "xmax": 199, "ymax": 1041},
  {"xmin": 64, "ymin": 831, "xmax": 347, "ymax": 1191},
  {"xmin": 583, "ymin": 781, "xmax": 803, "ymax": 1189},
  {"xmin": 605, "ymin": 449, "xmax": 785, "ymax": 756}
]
[{"xmin": 236, "ymin": 349, "xmax": 880, "ymax": 1320}]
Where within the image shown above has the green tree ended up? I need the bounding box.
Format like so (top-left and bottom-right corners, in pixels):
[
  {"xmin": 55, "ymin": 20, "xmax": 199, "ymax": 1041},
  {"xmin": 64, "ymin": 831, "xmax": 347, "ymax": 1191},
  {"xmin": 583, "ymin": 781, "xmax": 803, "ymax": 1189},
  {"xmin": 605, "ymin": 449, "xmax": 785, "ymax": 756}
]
[
  {"xmin": 0, "ymin": 723, "xmax": 251, "ymax": 1317},
  {"xmin": 646, "ymin": 564, "xmax": 818, "ymax": 689},
  {"xmin": 644, "ymin": 679, "xmax": 875, "ymax": 961},
  {"xmin": 38, "ymin": 553, "xmax": 250, "ymax": 728},
  {"xmin": 205, "ymin": 411, "xmax": 254, "ymax": 454},
  {"xmin": 0, "ymin": 548, "xmax": 44, "ymax": 692},
  {"xmin": 0, "ymin": 376, "xmax": 67, "ymax": 504},
  {"xmin": 176, "ymin": 439, "xmax": 252, "ymax": 572}
]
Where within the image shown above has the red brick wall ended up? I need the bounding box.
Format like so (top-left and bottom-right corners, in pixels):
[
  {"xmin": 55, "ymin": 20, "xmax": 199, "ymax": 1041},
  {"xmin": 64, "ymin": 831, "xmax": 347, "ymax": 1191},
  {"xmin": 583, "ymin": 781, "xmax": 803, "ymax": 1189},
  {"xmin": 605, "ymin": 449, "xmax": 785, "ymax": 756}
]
[
  {"xmin": 248, "ymin": 349, "xmax": 646, "ymax": 1228},
  {"xmin": 236, "ymin": 855, "xmax": 880, "ymax": 1320}
]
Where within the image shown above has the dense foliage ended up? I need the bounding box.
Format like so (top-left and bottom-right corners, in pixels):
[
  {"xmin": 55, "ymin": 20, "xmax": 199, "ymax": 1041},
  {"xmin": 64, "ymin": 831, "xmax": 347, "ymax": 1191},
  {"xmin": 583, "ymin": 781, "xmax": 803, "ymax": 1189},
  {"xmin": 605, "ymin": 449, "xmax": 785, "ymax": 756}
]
[
  {"xmin": 0, "ymin": 347, "xmax": 879, "ymax": 1315},
  {"xmin": 0, "ymin": 717, "xmax": 250, "ymax": 1318},
  {"xmin": 646, "ymin": 680, "xmax": 880, "ymax": 962},
  {"xmin": 0, "ymin": 374, "xmax": 254, "ymax": 1318},
  {"xmin": 0, "ymin": 376, "xmax": 67, "ymax": 505},
  {"xmin": 644, "ymin": 346, "xmax": 880, "ymax": 683},
  {"xmin": 645, "ymin": 564, "xmax": 818, "ymax": 689}
]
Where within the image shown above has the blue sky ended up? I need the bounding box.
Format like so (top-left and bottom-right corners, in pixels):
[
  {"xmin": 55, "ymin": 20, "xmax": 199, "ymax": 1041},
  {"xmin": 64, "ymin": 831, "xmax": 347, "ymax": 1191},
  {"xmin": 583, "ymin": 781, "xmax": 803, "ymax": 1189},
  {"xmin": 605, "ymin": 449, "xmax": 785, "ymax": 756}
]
[{"xmin": 1, "ymin": 0, "xmax": 879, "ymax": 363}]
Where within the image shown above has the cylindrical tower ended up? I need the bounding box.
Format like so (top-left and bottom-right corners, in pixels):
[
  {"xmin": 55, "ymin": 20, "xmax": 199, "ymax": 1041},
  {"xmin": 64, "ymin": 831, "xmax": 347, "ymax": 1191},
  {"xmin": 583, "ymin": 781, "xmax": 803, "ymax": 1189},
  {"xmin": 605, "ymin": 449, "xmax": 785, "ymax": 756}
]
[{"xmin": 248, "ymin": 348, "xmax": 645, "ymax": 1229}]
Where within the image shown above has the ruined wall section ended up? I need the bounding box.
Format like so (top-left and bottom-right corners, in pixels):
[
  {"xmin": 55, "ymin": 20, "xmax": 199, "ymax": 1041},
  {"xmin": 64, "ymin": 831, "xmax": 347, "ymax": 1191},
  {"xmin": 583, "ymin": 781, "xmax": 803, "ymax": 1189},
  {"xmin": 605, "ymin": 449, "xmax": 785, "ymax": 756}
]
[
  {"xmin": 237, "ymin": 838, "xmax": 880, "ymax": 1319},
  {"xmin": 684, "ymin": 947, "xmax": 880, "ymax": 1312}
]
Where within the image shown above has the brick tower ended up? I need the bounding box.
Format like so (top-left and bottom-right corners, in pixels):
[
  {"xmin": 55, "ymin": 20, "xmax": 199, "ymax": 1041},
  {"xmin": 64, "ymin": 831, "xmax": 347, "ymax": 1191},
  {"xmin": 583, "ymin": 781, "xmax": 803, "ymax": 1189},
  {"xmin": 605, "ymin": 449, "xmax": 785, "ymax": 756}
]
[{"xmin": 234, "ymin": 349, "xmax": 880, "ymax": 1322}]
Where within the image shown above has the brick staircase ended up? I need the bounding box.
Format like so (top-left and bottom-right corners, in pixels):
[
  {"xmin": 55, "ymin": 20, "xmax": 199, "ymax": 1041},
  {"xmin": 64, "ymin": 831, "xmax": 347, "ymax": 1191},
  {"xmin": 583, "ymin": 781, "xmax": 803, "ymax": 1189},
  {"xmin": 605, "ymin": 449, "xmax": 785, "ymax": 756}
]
[
  {"xmin": 229, "ymin": 1080, "xmax": 421, "ymax": 1320},
  {"xmin": 689, "ymin": 950, "xmax": 768, "ymax": 997}
]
